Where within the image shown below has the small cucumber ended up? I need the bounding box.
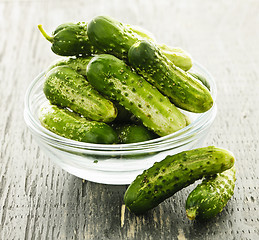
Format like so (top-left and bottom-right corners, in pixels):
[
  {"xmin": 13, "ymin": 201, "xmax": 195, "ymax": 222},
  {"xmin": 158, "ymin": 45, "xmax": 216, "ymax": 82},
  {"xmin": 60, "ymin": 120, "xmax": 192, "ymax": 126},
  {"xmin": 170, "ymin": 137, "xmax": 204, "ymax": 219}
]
[
  {"xmin": 114, "ymin": 124, "xmax": 158, "ymax": 144},
  {"xmin": 158, "ymin": 44, "xmax": 193, "ymax": 71},
  {"xmin": 38, "ymin": 23, "xmax": 99, "ymax": 56},
  {"xmin": 47, "ymin": 56, "xmax": 93, "ymax": 76},
  {"xmin": 128, "ymin": 40, "xmax": 213, "ymax": 113},
  {"xmin": 39, "ymin": 102, "xmax": 118, "ymax": 144},
  {"xmin": 86, "ymin": 54, "xmax": 187, "ymax": 137},
  {"xmin": 44, "ymin": 65, "xmax": 117, "ymax": 123},
  {"xmin": 186, "ymin": 166, "xmax": 236, "ymax": 220},
  {"xmin": 124, "ymin": 146, "xmax": 235, "ymax": 214},
  {"xmin": 87, "ymin": 16, "xmax": 139, "ymax": 60}
]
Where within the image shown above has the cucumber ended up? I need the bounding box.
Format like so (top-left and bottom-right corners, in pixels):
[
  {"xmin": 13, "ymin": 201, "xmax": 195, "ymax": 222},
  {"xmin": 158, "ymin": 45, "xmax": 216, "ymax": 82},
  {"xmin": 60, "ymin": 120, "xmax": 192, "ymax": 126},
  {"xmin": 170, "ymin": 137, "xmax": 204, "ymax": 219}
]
[
  {"xmin": 87, "ymin": 16, "xmax": 139, "ymax": 60},
  {"xmin": 114, "ymin": 124, "xmax": 158, "ymax": 144},
  {"xmin": 39, "ymin": 102, "xmax": 118, "ymax": 144},
  {"xmin": 186, "ymin": 166, "xmax": 236, "ymax": 220},
  {"xmin": 123, "ymin": 146, "xmax": 235, "ymax": 214},
  {"xmin": 47, "ymin": 56, "xmax": 93, "ymax": 76},
  {"xmin": 86, "ymin": 54, "xmax": 187, "ymax": 137},
  {"xmin": 44, "ymin": 65, "xmax": 117, "ymax": 123},
  {"xmin": 38, "ymin": 22, "xmax": 99, "ymax": 56},
  {"xmin": 128, "ymin": 40, "xmax": 213, "ymax": 113},
  {"xmin": 158, "ymin": 44, "xmax": 193, "ymax": 71}
]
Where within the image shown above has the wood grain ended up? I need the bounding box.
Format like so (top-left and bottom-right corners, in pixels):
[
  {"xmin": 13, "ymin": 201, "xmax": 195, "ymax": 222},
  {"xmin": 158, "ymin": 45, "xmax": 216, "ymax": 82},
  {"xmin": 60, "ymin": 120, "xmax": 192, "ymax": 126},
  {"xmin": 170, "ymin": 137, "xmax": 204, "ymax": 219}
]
[{"xmin": 0, "ymin": 0, "xmax": 258, "ymax": 239}]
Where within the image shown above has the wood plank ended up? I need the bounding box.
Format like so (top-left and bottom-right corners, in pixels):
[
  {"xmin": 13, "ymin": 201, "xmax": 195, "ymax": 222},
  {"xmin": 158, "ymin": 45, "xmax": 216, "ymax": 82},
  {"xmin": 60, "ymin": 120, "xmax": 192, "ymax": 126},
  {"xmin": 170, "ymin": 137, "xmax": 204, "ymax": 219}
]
[{"xmin": 0, "ymin": 0, "xmax": 258, "ymax": 239}]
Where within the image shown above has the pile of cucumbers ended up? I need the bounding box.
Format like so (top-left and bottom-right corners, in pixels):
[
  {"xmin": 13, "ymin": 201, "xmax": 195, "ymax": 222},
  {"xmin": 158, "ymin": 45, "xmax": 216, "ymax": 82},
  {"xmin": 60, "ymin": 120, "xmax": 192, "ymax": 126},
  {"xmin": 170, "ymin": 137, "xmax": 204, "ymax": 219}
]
[{"xmin": 38, "ymin": 15, "xmax": 236, "ymax": 220}]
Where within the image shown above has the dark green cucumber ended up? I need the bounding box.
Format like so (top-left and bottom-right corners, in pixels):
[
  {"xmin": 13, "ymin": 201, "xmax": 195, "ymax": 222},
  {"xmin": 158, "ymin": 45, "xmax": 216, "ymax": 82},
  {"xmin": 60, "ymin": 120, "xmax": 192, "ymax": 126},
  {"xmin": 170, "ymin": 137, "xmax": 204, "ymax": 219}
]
[
  {"xmin": 44, "ymin": 65, "xmax": 117, "ymax": 122},
  {"xmin": 39, "ymin": 102, "xmax": 117, "ymax": 144},
  {"xmin": 186, "ymin": 166, "xmax": 236, "ymax": 220},
  {"xmin": 86, "ymin": 54, "xmax": 187, "ymax": 137},
  {"xmin": 128, "ymin": 40, "xmax": 213, "ymax": 113},
  {"xmin": 47, "ymin": 56, "xmax": 93, "ymax": 76},
  {"xmin": 158, "ymin": 44, "xmax": 193, "ymax": 71},
  {"xmin": 114, "ymin": 124, "xmax": 158, "ymax": 144},
  {"xmin": 38, "ymin": 22, "xmax": 99, "ymax": 56},
  {"xmin": 87, "ymin": 16, "xmax": 139, "ymax": 60},
  {"xmin": 188, "ymin": 70, "xmax": 211, "ymax": 91},
  {"xmin": 124, "ymin": 146, "xmax": 235, "ymax": 214}
]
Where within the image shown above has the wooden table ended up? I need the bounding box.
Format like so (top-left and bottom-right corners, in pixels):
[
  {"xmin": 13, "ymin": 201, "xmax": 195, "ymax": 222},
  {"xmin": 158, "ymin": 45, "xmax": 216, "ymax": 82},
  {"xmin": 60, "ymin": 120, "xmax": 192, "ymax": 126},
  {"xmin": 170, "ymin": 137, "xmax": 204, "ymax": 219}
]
[{"xmin": 1, "ymin": 0, "xmax": 258, "ymax": 239}]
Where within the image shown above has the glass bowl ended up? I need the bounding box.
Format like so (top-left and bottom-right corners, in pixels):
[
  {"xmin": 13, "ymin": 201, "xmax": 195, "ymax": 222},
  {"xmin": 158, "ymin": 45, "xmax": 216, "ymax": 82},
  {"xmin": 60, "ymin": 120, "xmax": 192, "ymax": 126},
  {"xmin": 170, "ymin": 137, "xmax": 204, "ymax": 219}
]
[{"xmin": 24, "ymin": 62, "xmax": 217, "ymax": 185}]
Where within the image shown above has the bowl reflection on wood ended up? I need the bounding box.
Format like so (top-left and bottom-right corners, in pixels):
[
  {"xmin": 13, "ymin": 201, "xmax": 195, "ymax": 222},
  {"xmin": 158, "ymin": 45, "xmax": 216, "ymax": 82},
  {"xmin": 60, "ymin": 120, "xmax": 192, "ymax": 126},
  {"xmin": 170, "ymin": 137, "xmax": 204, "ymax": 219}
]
[{"xmin": 24, "ymin": 62, "xmax": 217, "ymax": 185}]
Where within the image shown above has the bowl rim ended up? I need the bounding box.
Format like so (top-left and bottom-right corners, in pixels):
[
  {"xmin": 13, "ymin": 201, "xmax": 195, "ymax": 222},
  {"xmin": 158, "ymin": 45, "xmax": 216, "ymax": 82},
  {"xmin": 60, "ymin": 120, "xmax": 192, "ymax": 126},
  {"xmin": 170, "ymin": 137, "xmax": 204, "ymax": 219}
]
[{"xmin": 24, "ymin": 61, "xmax": 217, "ymax": 151}]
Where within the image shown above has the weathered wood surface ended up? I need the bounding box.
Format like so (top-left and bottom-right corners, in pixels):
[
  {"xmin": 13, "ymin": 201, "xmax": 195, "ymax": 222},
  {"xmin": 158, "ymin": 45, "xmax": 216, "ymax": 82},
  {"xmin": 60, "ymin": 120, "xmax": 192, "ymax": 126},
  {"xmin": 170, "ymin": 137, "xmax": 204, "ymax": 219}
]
[{"xmin": 0, "ymin": 0, "xmax": 258, "ymax": 239}]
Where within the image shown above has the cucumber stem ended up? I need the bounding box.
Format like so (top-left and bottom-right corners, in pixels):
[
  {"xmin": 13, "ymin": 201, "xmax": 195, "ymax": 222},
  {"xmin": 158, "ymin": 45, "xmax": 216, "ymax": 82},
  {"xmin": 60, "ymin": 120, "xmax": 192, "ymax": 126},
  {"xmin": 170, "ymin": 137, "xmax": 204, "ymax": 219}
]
[
  {"xmin": 38, "ymin": 24, "xmax": 54, "ymax": 42},
  {"xmin": 186, "ymin": 207, "xmax": 198, "ymax": 220}
]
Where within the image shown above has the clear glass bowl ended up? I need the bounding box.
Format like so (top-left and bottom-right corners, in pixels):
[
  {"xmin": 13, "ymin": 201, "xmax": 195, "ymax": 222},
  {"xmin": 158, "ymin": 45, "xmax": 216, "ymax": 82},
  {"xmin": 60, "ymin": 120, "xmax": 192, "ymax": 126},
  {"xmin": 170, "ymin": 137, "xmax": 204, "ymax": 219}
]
[{"xmin": 24, "ymin": 62, "xmax": 217, "ymax": 185}]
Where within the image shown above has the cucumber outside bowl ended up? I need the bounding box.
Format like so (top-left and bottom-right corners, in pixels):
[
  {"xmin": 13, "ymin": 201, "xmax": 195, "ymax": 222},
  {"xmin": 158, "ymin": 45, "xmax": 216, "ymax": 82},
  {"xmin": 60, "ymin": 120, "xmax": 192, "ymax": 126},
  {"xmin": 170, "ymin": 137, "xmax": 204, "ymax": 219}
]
[{"xmin": 24, "ymin": 61, "xmax": 217, "ymax": 185}]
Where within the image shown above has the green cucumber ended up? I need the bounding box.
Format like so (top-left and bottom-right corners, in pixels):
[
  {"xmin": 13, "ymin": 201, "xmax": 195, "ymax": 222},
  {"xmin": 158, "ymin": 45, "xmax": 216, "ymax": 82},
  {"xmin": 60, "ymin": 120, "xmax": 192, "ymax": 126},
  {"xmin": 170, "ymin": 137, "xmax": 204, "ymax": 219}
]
[
  {"xmin": 47, "ymin": 56, "xmax": 93, "ymax": 76},
  {"xmin": 128, "ymin": 40, "xmax": 213, "ymax": 113},
  {"xmin": 38, "ymin": 22, "xmax": 99, "ymax": 56},
  {"xmin": 114, "ymin": 124, "xmax": 158, "ymax": 144},
  {"xmin": 86, "ymin": 54, "xmax": 187, "ymax": 137},
  {"xmin": 158, "ymin": 44, "xmax": 193, "ymax": 71},
  {"xmin": 186, "ymin": 166, "xmax": 236, "ymax": 220},
  {"xmin": 87, "ymin": 16, "xmax": 139, "ymax": 60},
  {"xmin": 44, "ymin": 65, "xmax": 117, "ymax": 123},
  {"xmin": 39, "ymin": 102, "xmax": 117, "ymax": 144},
  {"xmin": 124, "ymin": 146, "xmax": 235, "ymax": 214}
]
